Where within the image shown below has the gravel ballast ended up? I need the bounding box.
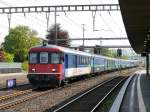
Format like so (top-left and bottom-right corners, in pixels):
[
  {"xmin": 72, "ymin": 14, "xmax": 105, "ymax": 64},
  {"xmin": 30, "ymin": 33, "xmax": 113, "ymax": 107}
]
[{"xmin": 4, "ymin": 68, "xmax": 138, "ymax": 112}]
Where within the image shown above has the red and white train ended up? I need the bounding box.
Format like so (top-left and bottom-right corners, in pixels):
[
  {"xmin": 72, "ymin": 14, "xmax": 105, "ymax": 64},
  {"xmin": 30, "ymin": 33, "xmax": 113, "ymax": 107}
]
[{"xmin": 27, "ymin": 44, "xmax": 139, "ymax": 87}]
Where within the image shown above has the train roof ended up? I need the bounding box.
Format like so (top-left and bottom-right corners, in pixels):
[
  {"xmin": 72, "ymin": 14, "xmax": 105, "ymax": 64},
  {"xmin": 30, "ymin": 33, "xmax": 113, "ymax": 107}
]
[
  {"xmin": 30, "ymin": 44, "xmax": 92, "ymax": 56},
  {"xmin": 30, "ymin": 44, "xmax": 139, "ymax": 62}
]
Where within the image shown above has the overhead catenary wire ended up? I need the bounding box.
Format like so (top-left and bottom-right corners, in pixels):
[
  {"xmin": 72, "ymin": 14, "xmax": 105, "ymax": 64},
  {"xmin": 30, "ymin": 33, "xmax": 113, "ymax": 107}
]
[
  {"xmin": 107, "ymin": 11, "xmax": 126, "ymax": 37},
  {"xmin": 62, "ymin": 12, "xmax": 101, "ymax": 38},
  {"xmin": 0, "ymin": 1, "xmax": 125, "ymax": 41},
  {"xmin": 0, "ymin": 1, "xmax": 48, "ymax": 31}
]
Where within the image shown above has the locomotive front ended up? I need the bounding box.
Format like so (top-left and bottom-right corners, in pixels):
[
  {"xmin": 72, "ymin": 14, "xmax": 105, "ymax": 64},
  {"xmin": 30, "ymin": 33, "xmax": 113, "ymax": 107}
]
[{"xmin": 27, "ymin": 45, "xmax": 64, "ymax": 87}]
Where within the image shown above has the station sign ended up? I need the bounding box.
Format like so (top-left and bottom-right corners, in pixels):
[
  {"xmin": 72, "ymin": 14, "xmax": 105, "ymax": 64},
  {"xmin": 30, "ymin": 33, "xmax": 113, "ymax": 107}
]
[{"xmin": 6, "ymin": 79, "xmax": 16, "ymax": 88}]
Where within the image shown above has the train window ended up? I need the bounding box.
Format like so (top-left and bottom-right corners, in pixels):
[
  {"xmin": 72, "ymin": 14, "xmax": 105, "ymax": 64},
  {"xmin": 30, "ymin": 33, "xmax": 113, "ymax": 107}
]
[
  {"xmin": 80, "ymin": 56, "xmax": 82, "ymax": 64},
  {"xmin": 88, "ymin": 57, "xmax": 90, "ymax": 64},
  {"xmin": 86, "ymin": 57, "xmax": 87, "ymax": 64},
  {"xmin": 51, "ymin": 53, "xmax": 60, "ymax": 64},
  {"xmin": 40, "ymin": 52, "xmax": 48, "ymax": 63},
  {"xmin": 77, "ymin": 56, "xmax": 80, "ymax": 64},
  {"xmin": 89, "ymin": 57, "xmax": 91, "ymax": 64},
  {"xmin": 29, "ymin": 53, "xmax": 37, "ymax": 63},
  {"xmin": 82, "ymin": 57, "xmax": 84, "ymax": 64},
  {"xmin": 86, "ymin": 57, "xmax": 88, "ymax": 64}
]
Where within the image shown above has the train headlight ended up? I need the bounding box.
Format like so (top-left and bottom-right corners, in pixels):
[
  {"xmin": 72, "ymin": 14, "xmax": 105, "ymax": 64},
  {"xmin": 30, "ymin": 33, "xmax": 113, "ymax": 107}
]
[
  {"xmin": 31, "ymin": 68, "xmax": 36, "ymax": 72},
  {"xmin": 52, "ymin": 69, "xmax": 56, "ymax": 72}
]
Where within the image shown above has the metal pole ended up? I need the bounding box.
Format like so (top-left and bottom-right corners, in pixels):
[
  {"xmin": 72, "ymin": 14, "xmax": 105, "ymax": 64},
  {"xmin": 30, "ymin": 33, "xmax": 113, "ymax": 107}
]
[
  {"xmin": 82, "ymin": 24, "xmax": 85, "ymax": 49},
  {"xmin": 55, "ymin": 10, "xmax": 57, "ymax": 45},
  {"xmin": 7, "ymin": 13, "xmax": 11, "ymax": 32},
  {"xmin": 46, "ymin": 12, "xmax": 50, "ymax": 32},
  {"xmin": 146, "ymin": 53, "xmax": 149, "ymax": 76},
  {"xmin": 146, "ymin": 31, "xmax": 150, "ymax": 76}
]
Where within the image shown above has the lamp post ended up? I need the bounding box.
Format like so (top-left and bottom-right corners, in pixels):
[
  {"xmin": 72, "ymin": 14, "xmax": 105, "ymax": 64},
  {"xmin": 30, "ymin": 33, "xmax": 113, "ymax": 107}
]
[
  {"xmin": 82, "ymin": 24, "xmax": 85, "ymax": 50},
  {"xmin": 54, "ymin": 10, "xmax": 59, "ymax": 45},
  {"xmin": 146, "ymin": 31, "xmax": 150, "ymax": 76}
]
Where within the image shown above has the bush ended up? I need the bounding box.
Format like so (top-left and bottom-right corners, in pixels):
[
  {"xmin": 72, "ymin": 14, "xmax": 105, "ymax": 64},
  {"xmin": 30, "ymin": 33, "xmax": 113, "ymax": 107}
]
[
  {"xmin": 22, "ymin": 61, "xmax": 28, "ymax": 71},
  {"xmin": 4, "ymin": 52, "xmax": 14, "ymax": 62}
]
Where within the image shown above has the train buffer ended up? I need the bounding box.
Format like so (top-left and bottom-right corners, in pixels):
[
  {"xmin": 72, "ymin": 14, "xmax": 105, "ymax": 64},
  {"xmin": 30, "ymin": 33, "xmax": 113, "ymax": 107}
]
[{"xmin": 110, "ymin": 70, "xmax": 150, "ymax": 112}]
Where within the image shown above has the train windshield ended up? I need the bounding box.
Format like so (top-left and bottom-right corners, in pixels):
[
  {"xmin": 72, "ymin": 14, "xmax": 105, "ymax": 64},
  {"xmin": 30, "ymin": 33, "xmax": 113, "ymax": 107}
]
[
  {"xmin": 51, "ymin": 53, "xmax": 60, "ymax": 64},
  {"xmin": 40, "ymin": 52, "xmax": 48, "ymax": 63},
  {"xmin": 29, "ymin": 53, "xmax": 37, "ymax": 63},
  {"xmin": 29, "ymin": 52, "xmax": 62, "ymax": 64}
]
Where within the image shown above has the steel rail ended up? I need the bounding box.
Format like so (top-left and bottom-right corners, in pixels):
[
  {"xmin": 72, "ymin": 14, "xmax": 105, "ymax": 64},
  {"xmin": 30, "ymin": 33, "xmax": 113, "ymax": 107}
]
[
  {"xmin": 109, "ymin": 75, "xmax": 134, "ymax": 112},
  {"xmin": 53, "ymin": 76, "xmax": 121, "ymax": 112},
  {"xmin": 0, "ymin": 89, "xmax": 53, "ymax": 110},
  {"xmin": 90, "ymin": 77, "xmax": 127, "ymax": 112},
  {"xmin": 0, "ymin": 89, "xmax": 33, "ymax": 102}
]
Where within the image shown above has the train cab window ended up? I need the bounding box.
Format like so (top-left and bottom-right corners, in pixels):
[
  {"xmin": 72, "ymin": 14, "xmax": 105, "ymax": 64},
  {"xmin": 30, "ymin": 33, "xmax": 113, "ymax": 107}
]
[
  {"xmin": 29, "ymin": 53, "xmax": 37, "ymax": 63},
  {"xmin": 40, "ymin": 52, "xmax": 48, "ymax": 63},
  {"xmin": 51, "ymin": 53, "xmax": 60, "ymax": 64}
]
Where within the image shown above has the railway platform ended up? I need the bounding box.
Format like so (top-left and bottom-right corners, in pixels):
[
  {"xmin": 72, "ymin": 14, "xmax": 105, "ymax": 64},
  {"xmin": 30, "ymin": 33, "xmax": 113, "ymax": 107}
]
[
  {"xmin": 110, "ymin": 70, "xmax": 150, "ymax": 112},
  {"xmin": 0, "ymin": 72, "xmax": 28, "ymax": 89}
]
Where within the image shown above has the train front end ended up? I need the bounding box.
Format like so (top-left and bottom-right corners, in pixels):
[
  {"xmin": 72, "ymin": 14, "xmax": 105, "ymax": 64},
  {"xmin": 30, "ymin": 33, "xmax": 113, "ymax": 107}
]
[{"xmin": 27, "ymin": 45, "xmax": 64, "ymax": 87}]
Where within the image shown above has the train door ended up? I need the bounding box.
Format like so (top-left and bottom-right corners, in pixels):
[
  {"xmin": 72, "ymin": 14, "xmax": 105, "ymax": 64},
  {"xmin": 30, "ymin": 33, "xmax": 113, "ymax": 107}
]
[
  {"xmin": 65, "ymin": 54, "xmax": 68, "ymax": 77},
  {"xmin": 74, "ymin": 55, "xmax": 77, "ymax": 75},
  {"xmin": 65, "ymin": 55, "xmax": 68, "ymax": 68},
  {"xmin": 91, "ymin": 57, "xmax": 94, "ymax": 73},
  {"xmin": 75, "ymin": 55, "xmax": 77, "ymax": 68}
]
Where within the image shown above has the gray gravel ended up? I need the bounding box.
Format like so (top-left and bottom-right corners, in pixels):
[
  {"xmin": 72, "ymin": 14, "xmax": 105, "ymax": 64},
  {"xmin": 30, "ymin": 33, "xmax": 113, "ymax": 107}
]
[{"xmin": 3, "ymin": 68, "xmax": 137, "ymax": 112}]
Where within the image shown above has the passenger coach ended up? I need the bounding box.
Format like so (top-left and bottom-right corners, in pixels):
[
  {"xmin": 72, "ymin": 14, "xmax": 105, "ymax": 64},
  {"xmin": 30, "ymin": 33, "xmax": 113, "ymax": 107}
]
[{"xmin": 27, "ymin": 44, "xmax": 139, "ymax": 87}]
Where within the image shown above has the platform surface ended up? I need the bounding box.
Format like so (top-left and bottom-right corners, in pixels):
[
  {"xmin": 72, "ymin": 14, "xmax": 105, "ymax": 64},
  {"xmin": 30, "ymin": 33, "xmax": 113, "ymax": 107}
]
[
  {"xmin": 120, "ymin": 70, "xmax": 150, "ymax": 112},
  {"xmin": 0, "ymin": 72, "xmax": 28, "ymax": 88}
]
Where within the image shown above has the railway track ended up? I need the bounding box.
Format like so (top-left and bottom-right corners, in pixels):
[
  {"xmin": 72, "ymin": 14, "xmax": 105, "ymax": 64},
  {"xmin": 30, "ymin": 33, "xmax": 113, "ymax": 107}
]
[
  {"xmin": 0, "ymin": 71, "xmax": 135, "ymax": 110},
  {"xmin": 0, "ymin": 88, "xmax": 34, "ymax": 102},
  {"xmin": 0, "ymin": 85, "xmax": 60, "ymax": 110},
  {"xmin": 0, "ymin": 89, "xmax": 45, "ymax": 110},
  {"xmin": 50, "ymin": 76, "xmax": 127, "ymax": 112},
  {"xmin": 0, "ymin": 84, "xmax": 37, "ymax": 110}
]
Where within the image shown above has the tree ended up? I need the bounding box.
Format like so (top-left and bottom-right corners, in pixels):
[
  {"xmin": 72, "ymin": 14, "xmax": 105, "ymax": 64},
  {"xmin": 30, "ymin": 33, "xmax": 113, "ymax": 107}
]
[
  {"xmin": 0, "ymin": 49, "xmax": 4, "ymax": 62},
  {"xmin": 100, "ymin": 48, "xmax": 112, "ymax": 57},
  {"xmin": 46, "ymin": 24, "xmax": 70, "ymax": 47},
  {"xmin": 3, "ymin": 25, "xmax": 42, "ymax": 62},
  {"xmin": 3, "ymin": 52, "xmax": 14, "ymax": 62}
]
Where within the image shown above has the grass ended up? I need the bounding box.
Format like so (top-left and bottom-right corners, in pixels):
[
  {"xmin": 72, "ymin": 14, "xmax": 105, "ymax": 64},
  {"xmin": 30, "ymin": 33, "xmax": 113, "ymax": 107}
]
[{"xmin": 22, "ymin": 61, "xmax": 28, "ymax": 71}]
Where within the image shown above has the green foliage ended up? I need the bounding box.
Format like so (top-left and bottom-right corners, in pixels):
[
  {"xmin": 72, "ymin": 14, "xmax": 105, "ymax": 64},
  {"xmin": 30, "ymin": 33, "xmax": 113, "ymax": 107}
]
[
  {"xmin": 100, "ymin": 48, "xmax": 128, "ymax": 59},
  {"xmin": 3, "ymin": 52, "xmax": 14, "ymax": 62},
  {"xmin": 3, "ymin": 25, "xmax": 42, "ymax": 62},
  {"xmin": 101, "ymin": 48, "xmax": 113, "ymax": 57},
  {"xmin": 22, "ymin": 61, "xmax": 28, "ymax": 71},
  {"xmin": 29, "ymin": 36, "xmax": 42, "ymax": 48},
  {"xmin": 120, "ymin": 56, "xmax": 128, "ymax": 60}
]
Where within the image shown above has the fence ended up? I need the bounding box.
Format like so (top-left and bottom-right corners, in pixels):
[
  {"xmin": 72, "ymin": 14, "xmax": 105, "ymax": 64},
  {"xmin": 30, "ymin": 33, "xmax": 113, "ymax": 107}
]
[{"xmin": 0, "ymin": 63, "xmax": 22, "ymax": 73}]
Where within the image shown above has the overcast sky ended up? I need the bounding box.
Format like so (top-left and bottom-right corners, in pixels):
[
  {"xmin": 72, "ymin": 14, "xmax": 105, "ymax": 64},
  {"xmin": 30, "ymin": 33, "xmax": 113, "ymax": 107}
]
[{"xmin": 0, "ymin": 0, "xmax": 130, "ymax": 47}]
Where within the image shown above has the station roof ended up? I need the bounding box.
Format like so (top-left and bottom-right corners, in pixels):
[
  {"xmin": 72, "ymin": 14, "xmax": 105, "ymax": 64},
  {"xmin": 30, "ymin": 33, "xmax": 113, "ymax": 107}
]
[{"xmin": 118, "ymin": 0, "xmax": 150, "ymax": 54}]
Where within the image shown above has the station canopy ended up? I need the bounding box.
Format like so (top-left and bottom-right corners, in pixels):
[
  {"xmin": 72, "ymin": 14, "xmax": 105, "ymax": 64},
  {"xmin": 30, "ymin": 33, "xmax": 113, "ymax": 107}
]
[{"xmin": 119, "ymin": 0, "xmax": 150, "ymax": 54}]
